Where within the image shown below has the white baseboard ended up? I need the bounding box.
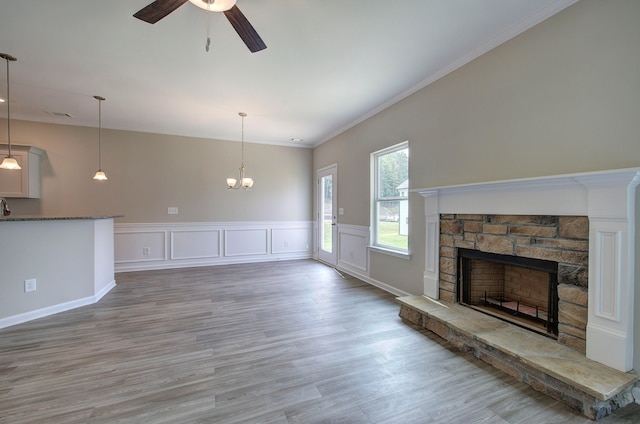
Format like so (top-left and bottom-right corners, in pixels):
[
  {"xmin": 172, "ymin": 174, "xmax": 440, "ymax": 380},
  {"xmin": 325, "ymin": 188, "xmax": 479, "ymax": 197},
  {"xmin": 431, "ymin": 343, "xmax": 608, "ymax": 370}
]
[
  {"xmin": 326, "ymin": 260, "xmax": 410, "ymax": 298},
  {"xmin": 346, "ymin": 269, "xmax": 411, "ymax": 297},
  {"xmin": 0, "ymin": 281, "xmax": 117, "ymax": 330}
]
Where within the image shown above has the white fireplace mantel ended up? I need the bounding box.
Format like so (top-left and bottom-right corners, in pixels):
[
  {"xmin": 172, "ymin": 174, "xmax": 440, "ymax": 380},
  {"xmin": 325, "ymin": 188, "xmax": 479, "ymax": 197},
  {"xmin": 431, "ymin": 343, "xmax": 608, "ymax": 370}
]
[{"xmin": 413, "ymin": 168, "xmax": 640, "ymax": 372}]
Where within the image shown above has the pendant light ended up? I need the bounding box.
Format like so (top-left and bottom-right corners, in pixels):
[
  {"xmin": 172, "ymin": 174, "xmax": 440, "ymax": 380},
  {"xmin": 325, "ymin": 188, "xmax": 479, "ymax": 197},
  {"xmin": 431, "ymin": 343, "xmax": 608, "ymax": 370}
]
[
  {"xmin": 226, "ymin": 112, "xmax": 254, "ymax": 190},
  {"xmin": 92, "ymin": 95, "xmax": 108, "ymax": 181},
  {"xmin": 0, "ymin": 53, "xmax": 21, "ymax": 170}
]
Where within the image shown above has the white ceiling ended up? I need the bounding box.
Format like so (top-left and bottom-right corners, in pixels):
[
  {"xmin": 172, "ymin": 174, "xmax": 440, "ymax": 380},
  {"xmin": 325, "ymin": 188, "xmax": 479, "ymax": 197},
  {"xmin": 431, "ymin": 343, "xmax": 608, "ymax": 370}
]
[{"xmin": 0, "ymin": 0, "xmax": 578, "ymax": 148}]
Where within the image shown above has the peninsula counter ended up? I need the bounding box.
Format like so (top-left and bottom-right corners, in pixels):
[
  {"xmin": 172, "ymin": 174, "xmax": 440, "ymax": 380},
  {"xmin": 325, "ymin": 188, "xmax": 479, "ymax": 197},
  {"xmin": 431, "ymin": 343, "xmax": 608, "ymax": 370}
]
[{"xmin": 0, "ymin": 215, "xmax": 121, "ymax": 328}]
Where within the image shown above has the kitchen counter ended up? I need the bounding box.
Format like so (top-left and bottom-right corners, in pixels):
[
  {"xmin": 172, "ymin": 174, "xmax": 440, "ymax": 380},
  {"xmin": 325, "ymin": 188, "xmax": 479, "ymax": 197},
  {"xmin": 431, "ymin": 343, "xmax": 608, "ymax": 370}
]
[
  {"xmin": 0, "ymin": 216, "xmax": 120, "ymax": 328},
  {"xmin": 0, "ymin": 215, "xmax": 123, "ymax": 221}
]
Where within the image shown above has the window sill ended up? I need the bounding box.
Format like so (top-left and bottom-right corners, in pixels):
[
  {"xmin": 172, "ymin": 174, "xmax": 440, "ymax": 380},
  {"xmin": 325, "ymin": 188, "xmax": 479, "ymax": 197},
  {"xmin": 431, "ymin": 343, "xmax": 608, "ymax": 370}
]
[{"xmin": 368, "ymin": 245, "xmax": 411, "ymax": 260}]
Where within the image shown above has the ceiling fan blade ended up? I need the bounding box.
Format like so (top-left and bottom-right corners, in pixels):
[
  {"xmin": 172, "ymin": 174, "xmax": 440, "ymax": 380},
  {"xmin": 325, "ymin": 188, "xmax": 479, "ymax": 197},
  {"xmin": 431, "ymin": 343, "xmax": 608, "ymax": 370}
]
[
  {"xmin": 223, "ymin": 5, "xmax": 267, "ymax": 53},
  {"xmin": 133, "ymin": 0, "xmax": 189, "ymax": 24}
]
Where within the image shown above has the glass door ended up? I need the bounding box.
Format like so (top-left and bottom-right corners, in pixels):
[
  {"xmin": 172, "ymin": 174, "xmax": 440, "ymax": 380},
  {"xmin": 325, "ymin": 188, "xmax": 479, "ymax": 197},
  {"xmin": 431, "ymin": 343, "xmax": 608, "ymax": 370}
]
[{"xmin": 317, "ymin": 164, "xmax": 337, "ymax": 265}]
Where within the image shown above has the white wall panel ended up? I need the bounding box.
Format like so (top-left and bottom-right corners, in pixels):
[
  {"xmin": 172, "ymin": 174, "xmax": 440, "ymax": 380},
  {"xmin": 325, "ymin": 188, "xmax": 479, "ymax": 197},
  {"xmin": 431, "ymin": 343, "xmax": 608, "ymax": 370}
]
[
  {"xmin": 337, "ymin": 224, "xmax": 369, "ymax": 274},
  {"xmin": 225, "ymin": 229, "xmax": 268, "ymax": 257},
  {"xmin": 114, "ymin": 230, "xmax": 166, "ymax": 263},
  {"xmin": 272, "ymin": 227, "xmax": 311, "ymax": 254},
  {"xmin": 171, "ymin": 230, "xmax": 220, "ymax": 260},
  {"xmin": 115, "ymin": 222, "xmax": 312, "ymax": 272}
]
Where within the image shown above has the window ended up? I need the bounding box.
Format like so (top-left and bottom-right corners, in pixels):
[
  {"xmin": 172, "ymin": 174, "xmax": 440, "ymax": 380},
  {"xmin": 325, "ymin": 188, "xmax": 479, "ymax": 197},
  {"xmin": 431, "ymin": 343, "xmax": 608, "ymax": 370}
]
[{"xmin": 371, "ymin": 141, "xmax": 409, "ymax": 254}]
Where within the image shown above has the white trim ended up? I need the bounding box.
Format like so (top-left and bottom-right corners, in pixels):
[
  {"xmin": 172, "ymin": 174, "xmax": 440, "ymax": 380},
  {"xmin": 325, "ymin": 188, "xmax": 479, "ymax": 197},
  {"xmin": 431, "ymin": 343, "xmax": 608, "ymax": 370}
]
[
  {"xmin": 371, "ymin": 141, "xmax": 409, "ymax": 254},
  {"xmin": 0, "ymin": 280, "xmax": 116, "ymax": 330},
  {"xmin": 170, "ymin": 229, "xmax": 221, "ymax": 260},
  {"xmin": 337, "ymin": 223, "xmax": 370, "ymax": 274},
  {"xmin": 317, "ymin": 164, "xmax": 338, "ymax": 266},
  {"xmin": 224, "ymin": 228, "xmax": 269, "ymax": 257},
  {"xmin": 95, "ymin": 280, "xmax": 116, "ymax": 302},
  {"xmin": 115, "ymin": 221, "xmax": 314, "ymax": 273},
  {"xmin": 368, "ymin": 245, "xmax": 411, "ymax": 260},
  {"xmin": 331, "ymin": 261, "xmax": 411, "ymax": 298}
]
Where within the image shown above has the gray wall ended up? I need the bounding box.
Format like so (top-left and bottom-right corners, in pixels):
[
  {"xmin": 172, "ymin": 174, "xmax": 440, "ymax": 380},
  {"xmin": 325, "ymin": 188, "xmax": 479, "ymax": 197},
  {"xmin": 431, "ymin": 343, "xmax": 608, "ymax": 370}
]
[
  {"xmin": 313, "ymin": 0, "xmax": 640, "ymax": 293},
  {"xmin": 1, "ymin": 0, "xmax": 639, "ymax": 367},
  {"xmin": 636, "ymin": 191, "xmax": 639, "ymax": 374},
  {"xmin": 3, "ymin": 119, "xmax": 313, "ymax": 223}
]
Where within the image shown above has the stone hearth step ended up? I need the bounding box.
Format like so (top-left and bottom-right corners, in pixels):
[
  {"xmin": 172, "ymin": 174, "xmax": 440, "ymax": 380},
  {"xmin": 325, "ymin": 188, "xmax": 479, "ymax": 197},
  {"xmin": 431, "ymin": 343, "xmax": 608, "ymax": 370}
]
[{"xmin": 396, "ymin": 295, "xmax": 638, "ymax": 420}]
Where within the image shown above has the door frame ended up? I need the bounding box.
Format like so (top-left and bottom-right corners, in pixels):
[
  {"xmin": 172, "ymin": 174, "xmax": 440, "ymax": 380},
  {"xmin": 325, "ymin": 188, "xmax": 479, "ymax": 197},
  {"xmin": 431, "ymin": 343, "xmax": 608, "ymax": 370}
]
[{"xmin": 317, "ymin": 164, "xmax": 337, "ymax": 266}]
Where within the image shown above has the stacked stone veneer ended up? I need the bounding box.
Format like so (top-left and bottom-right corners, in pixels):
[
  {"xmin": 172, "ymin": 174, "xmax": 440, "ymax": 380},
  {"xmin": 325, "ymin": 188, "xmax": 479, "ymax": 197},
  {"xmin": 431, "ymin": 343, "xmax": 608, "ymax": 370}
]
[{"xmin": 439, "ymin": 214, "xmax": 589, "ymax": 352}]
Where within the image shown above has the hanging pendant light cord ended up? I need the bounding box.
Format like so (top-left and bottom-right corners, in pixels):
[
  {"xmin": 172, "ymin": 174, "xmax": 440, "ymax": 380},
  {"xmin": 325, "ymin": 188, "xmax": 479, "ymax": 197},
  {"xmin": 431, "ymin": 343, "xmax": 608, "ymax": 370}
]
[
  {"xmin": 98, "ymin": 98, "xmax": 102, "ymax": 169},
  {"xmin": 240, "ymin": 113, "xmax": 245, "ymax": 168},
  {"xmin": 5, "ymin": 55, "xmax": 12, "ymax": 158},
  {"xmin": 93, "ymin": 95, "xmax": 105, "ymax": 170},
  {"xmin": 205, "ymin": 0, "xmax": 213, "ymax": 52}
]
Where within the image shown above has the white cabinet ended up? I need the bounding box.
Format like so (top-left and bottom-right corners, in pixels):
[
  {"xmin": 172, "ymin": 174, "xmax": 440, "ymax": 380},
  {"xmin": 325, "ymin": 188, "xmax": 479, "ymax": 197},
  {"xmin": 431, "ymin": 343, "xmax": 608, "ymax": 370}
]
[{"xmin": 0, "ymin": 144, "xmax": 44, "ymax": 198}]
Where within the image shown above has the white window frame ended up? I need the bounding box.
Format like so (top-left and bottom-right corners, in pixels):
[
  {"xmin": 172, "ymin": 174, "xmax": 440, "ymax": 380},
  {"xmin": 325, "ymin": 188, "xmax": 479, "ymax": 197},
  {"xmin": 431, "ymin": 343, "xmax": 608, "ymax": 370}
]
[{"xmin": 370, "ymin": 141, "xmax": 410, "ymax": 258}]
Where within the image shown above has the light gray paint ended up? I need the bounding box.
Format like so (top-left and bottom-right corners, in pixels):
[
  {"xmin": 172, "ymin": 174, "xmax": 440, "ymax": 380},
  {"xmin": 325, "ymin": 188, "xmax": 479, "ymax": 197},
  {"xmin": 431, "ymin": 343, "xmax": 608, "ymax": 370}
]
[
  {"xmin": 3, "ymin": 119, "xmax": 313, "ymax": 223},
  {"xmin": 313, "ymin": 0, "xmax": 640, "ymax": 297}
]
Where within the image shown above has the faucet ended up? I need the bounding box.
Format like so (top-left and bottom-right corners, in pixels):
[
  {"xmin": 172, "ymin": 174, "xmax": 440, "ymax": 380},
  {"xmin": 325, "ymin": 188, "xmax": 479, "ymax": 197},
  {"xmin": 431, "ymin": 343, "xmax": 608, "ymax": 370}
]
[{"xmin": 1, "ymin": 198, "xmax": 10, "ymax": 217}]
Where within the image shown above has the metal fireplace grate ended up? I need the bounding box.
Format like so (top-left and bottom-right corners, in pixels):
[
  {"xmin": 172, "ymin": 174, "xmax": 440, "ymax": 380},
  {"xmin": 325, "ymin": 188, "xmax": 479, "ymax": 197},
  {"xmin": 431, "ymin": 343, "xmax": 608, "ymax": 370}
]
[{"xmin": 457, "ymin": 248, "xmax": 558, "ymax": 337}]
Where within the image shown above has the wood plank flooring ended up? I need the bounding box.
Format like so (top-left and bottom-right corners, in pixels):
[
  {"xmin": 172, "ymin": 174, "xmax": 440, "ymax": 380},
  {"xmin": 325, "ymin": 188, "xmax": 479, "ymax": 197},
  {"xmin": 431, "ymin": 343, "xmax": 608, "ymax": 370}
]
[{"xmin": 1, "ymin": 259, "xmax": 639, "ymax": 423}]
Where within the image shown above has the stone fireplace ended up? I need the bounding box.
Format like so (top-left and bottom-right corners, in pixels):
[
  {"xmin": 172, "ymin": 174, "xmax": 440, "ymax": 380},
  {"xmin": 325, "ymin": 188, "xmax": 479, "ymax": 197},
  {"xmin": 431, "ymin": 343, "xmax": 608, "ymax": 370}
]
[
  {"xmin": 416, "ymin": 168, "xmax": 640, "ymax": 373},
  {"xmin": 394, "ymin": 168, "xmax": 639, "ymax": 419},
  {"xmin": 442, "ymin": 214, "xmax": 589, "ymax": 350}
]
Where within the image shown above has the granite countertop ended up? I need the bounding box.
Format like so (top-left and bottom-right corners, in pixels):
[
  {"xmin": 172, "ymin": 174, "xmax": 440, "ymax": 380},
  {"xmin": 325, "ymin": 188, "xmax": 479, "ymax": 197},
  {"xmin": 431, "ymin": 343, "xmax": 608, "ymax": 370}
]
[{"xmin": 0, "ymin": 215, "xmax": 123, "ymax": 222}]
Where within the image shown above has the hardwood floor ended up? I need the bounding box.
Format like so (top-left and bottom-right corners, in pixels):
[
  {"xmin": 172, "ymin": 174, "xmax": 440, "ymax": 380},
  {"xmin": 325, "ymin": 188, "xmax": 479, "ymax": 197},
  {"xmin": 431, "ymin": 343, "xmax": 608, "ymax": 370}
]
[{"xmin": 1, "ymin": 259, "xmax": 639, "ymax": 423}]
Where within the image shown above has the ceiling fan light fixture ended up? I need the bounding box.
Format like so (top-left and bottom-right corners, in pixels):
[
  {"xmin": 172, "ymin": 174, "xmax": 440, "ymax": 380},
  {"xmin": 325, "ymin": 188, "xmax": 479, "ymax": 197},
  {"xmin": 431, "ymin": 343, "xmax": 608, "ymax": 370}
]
[
  {"xmin": 189, "ymin": 0, "xmax": 237, "ymax": 12},
  {"xmin": 133, "ymin": 0, "xmax": 265, "ymax": 52}
]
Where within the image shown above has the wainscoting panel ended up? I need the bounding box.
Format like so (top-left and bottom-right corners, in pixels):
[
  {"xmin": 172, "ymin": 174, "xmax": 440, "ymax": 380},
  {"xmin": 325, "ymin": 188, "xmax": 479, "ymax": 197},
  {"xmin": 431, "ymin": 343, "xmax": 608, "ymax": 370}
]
[
  {"xmin": 171, "ymin": 229, "xmax": 221, "ymax": 260},
  {"xmin": 115, "ymin": 222, "xmax": 312, "ymax": 272},
  {"xmin": 114, "ymin": 230, "xmax": 166, "ymax": 263},
  {"xmin": 225, "ymin": 228, "xmax": 268, "ymax": 257},
  {"xmin": 337, "ymin": 224, "xmax": 369, "ymax": 274},
  {"xmin": 272, "ymin": 227, "xmax": 311, "ymax": 254}
]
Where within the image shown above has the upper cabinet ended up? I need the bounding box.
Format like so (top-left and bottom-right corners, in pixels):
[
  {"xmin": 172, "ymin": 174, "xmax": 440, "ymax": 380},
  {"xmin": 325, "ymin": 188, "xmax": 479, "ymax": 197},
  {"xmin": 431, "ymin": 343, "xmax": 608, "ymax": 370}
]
[{"xmin": 0, "ymin": 144, "xmax": 44, "ymax": 198}]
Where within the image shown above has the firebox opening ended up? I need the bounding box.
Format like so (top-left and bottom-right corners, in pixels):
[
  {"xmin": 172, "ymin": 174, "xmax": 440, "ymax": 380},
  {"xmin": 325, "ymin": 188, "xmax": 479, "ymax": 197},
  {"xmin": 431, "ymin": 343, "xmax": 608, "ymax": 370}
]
[{"xmin": 457, "ymin": 248, "xmax": 558, "ymax": 338}]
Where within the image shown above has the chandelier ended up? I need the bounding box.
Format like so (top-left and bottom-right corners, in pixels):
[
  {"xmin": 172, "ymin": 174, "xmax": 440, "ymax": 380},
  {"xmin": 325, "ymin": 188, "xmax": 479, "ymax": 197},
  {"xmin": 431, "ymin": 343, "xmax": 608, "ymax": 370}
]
[{"xmin": 226, "ymin": 112, "xmax": 254, "ymax": 190}]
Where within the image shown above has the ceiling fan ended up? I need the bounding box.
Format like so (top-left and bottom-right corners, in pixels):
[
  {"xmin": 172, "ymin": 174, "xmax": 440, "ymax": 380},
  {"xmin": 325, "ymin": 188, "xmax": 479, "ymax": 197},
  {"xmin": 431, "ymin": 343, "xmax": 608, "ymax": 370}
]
[{"xmin": 133, "ymin": 0, "xmax": 266, "ymax": 53}]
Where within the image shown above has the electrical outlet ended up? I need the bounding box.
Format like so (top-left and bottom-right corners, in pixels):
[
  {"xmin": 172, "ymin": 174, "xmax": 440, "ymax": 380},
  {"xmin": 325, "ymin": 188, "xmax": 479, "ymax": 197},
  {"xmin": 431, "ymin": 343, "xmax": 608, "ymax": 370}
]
[
  {"xmin": 168, "ymin": 207, "xmax": 179, "ymax": 215},
  {"xmin": 143, "ymin": 247, "xmax": 150, "ymax": 255},
  {"xmin": 24, "ymin": 278, "xmax": 37, "ymax": 292}
]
